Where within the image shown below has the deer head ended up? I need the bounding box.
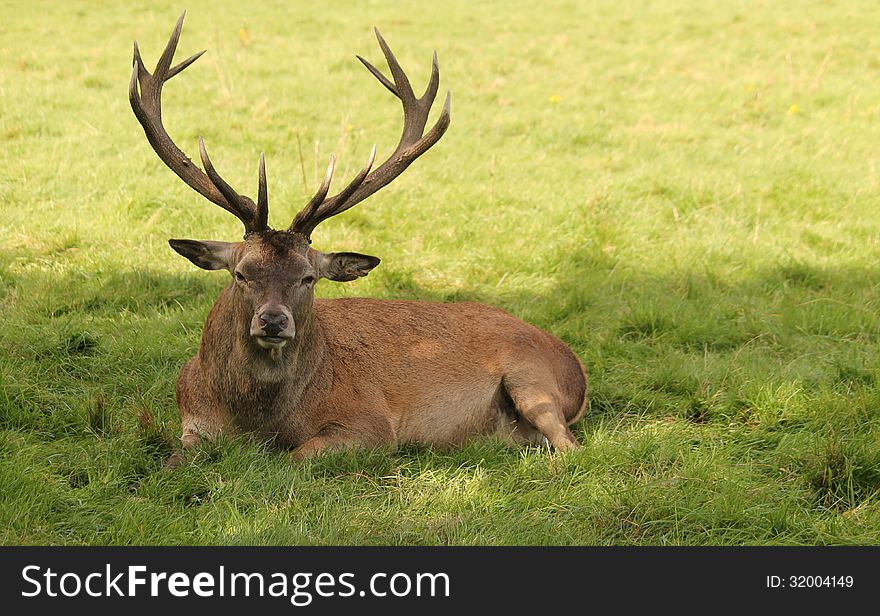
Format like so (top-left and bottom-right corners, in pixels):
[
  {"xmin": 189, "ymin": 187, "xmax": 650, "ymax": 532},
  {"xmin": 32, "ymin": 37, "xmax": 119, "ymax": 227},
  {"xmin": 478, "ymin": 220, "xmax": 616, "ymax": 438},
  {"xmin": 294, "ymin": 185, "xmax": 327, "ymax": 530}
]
[{"xmin": 130, "ymin": 13, "xmax": 449, "ymax": 351}]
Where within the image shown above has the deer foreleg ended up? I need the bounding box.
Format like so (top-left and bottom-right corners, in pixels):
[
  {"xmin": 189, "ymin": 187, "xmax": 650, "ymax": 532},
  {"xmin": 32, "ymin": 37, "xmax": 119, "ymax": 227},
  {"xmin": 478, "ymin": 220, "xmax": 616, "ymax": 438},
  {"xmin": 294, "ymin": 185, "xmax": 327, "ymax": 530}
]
[{"xmin": 292, "ymin": 416, "xmax": 394, "ymax": 460}]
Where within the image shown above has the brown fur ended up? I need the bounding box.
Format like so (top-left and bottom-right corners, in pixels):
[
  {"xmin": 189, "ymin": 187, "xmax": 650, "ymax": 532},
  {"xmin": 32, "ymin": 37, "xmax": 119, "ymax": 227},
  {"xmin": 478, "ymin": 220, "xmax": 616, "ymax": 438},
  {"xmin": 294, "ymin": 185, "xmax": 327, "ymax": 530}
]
[
  {"xmin": 171, "ymin": 233, "xmax": 588, "ymax": 460},
  {"xmin": 129, "ymin": 17, "xmax": 586, "ymax": 463}
]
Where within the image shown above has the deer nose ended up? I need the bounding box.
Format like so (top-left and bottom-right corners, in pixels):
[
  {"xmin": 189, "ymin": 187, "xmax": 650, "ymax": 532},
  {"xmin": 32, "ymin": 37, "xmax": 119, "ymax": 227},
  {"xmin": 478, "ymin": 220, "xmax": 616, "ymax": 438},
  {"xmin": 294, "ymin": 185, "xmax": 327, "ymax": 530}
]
[{"xmin": 259, "ymin": 311, "xmax": 289, "ymax": 337}]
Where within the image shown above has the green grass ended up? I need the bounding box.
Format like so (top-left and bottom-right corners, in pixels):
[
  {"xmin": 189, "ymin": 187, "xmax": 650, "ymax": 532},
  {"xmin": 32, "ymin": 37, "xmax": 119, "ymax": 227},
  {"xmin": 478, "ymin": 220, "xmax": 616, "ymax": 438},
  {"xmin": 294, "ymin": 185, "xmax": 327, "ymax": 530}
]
[{"xmin": 2, "ymin": 0, "xmax": 880, "ymax": 545}]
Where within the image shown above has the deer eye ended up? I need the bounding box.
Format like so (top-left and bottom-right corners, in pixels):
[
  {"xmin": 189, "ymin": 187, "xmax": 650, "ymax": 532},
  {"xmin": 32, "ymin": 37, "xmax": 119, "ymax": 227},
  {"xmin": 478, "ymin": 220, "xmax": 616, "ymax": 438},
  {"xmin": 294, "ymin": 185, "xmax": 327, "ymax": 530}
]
[
  {"xmin": 234, "ymin": 271, "xmax": 247, "ymax": 284},
  {"xmin": 301, "ymin": 275, "xmax": 316, "ymax": 287}
]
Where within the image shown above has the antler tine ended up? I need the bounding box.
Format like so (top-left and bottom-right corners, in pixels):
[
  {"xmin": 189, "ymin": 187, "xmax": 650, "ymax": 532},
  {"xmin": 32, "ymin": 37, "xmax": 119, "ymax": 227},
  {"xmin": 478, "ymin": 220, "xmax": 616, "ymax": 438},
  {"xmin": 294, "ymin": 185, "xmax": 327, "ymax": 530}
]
[
  {"xmin": 167, "ymin": 49, "xmax": 206, "ymax": 81},
  {"xmin": 324, "ymin": 144, "xmax": 378, "ymax": 215},
  {"xmin": 130, "ymin": 13, "xmax": 268, "ymax": 236},
  {"xmin": 291, "ymin": 156, "xmax": 336, "ymax": 237},
  {"xmin": 154, "ymin": 11, "xmax": 185, "ymax": 78},
  {"xmin": 294, "ymin": 146, "xmax": 378, "ymax": 238},
  {"xmin": 356, "ymin": 55, "xmax": 397, "ymax": 97},
  {"xmin": 423, "ymin": 51, "xmax": 440, "ymax": 104},
  {"xmin": 289, "ymin": 30, "xmax": 451, "ymax": 237},
  {"xmin": 198, "ymin": 137, "xmax": 255, "ymax": 220},
  {"xmin": 257, "ymin": 153, "xmax": 269, "ymax": 231},
  {"xmin": 373, "ymin": 28, "xmax": 415, "ymax": 102}
]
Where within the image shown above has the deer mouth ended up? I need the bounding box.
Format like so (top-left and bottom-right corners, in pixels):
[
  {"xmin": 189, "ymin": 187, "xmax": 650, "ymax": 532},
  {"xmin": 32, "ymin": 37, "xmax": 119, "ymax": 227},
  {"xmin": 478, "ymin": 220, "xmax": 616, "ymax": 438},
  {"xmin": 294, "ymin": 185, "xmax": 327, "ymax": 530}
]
[{"xmin": 255, "ymin": 334, "xmax": 291, "ymax": 349}]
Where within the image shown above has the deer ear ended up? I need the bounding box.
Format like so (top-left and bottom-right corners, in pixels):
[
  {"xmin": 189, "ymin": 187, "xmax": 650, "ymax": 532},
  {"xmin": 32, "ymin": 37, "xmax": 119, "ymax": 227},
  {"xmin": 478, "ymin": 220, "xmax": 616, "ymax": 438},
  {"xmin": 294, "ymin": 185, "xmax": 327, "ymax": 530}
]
[
  {"xmin": 169, "ymin": 239, "xmax": 236, "ymax": 271},
  {"xmin": 315, "ymin": 251, "xmax": 381, "ymax": 282}
]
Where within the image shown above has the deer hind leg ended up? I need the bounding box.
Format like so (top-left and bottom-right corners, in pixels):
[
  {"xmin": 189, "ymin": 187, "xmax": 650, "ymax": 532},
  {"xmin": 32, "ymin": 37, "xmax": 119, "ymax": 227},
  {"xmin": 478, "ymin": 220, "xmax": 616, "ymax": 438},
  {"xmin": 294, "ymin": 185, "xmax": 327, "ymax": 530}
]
[{"xmin": 502, "ymin": 377, "xmax": 580, "ymax": 452}]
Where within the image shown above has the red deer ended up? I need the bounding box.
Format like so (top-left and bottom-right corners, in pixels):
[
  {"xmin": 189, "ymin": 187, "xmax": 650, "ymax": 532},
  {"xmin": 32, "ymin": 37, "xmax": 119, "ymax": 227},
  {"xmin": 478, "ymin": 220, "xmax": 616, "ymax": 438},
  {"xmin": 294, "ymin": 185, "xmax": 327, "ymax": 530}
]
[{"xmin": 129, "ymin": 14, "xmax": 587, "ymax": 463}]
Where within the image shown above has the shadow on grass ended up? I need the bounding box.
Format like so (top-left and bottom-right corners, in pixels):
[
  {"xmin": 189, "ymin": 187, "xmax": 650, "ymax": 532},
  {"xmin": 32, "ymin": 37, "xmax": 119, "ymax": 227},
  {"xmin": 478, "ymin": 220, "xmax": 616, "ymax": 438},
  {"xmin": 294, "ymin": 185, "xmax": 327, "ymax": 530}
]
[{"xmin": 3, "ymin": 243, "xmax": 880, "ymax": 518}]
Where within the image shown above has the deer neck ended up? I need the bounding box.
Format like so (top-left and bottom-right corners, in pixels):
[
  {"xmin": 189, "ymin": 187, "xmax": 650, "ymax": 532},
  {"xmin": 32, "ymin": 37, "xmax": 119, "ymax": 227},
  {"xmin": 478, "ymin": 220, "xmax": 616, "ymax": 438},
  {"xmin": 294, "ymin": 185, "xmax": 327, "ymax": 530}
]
[{"xmin": 199, "ymin": 284, "xmax": 327, "ymax": 410}]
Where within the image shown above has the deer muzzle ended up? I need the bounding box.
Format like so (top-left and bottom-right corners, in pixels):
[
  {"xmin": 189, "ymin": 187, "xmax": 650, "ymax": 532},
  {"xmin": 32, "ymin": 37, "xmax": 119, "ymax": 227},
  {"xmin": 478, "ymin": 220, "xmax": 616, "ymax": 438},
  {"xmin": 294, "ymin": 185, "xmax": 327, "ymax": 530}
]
[{"xmin": 251, "ymin": 307, "xmax": 295, "ymax": 348}]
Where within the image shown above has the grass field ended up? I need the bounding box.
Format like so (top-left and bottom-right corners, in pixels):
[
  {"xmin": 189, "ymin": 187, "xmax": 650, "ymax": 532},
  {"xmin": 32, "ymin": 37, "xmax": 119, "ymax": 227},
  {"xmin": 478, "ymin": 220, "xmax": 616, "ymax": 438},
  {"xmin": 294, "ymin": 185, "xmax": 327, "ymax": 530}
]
[{"xmin": 2, "ymin": 0, "xmax": 880, "ymax": 545}]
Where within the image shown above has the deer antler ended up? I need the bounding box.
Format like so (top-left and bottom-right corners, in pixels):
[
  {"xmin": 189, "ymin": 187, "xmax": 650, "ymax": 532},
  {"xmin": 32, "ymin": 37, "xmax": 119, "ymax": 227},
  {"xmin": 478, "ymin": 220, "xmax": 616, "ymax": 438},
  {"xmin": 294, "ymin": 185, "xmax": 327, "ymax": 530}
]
[
  {"xmin": 289, "ymin": 28, "xmax": 451, "ymax": 239},
  {"xmin": 132, "ymin": 16, "xmax": 449, "ymax": 240},
  {"xmin": 129, "ymin": 12, "xmax": 269, "ymax": 236}
]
